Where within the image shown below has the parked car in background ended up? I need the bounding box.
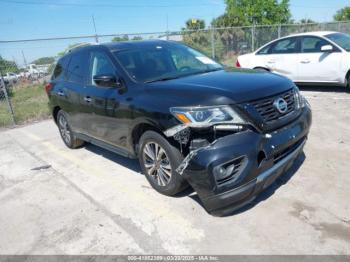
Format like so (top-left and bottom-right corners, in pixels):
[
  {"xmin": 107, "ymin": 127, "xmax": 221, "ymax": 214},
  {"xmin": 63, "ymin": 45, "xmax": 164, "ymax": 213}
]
[
  {"xmin": 46, "ymin": 40, "xmax": 312, "ymax": 215},
  {"xmin": 237, "ymin": 31, "xmax": 350, "ymax": 88},
  {"xmin": 28, "ymin": 64, "xmax": 40, "ymax": 80},
  {"xmin": 0, "ymin": 75, "xmax": 12, "ymax": 95},
  {"xmin": 3, "ymin": 72, "xmax": 18, "ymax": 86}
]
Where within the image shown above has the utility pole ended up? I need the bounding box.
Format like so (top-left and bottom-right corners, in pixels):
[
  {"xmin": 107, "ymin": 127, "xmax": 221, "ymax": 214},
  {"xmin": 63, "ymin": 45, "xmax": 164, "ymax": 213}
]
[
  {"xmin": 21, "ymin": 50, "xmax": 27, "ymax": 68},
  {"xmin": 92, "ymin": 15, "xmax": 99, "ymax": 43}
]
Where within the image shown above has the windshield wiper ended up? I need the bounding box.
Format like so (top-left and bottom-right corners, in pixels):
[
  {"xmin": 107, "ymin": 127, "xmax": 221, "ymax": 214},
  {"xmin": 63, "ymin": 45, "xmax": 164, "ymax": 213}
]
[
  {"xmin": 144, "ymin": 75, "xmax": 183, "ymax": 83},
  {"xmin": 144, "ymin": 68, "xmax": 223, "ymax": 83}
]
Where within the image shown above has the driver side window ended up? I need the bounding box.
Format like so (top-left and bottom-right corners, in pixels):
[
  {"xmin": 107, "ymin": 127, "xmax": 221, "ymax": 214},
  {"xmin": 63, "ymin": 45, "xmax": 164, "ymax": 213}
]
[{"xmin": 89, "ymin": 51, "xmax": 115, "ymax": 86}]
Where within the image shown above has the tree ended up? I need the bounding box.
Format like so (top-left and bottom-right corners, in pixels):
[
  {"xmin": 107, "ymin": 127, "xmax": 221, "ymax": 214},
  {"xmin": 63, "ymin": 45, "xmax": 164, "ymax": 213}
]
[
  {"xmin": 131, "ymin": 36, "xmax": 143, "ymax": 41},
  {"xmin": 111, "ymin": 35, "xmax": 129, "ymax": 42},
  {"xmin": 213, "ymin": 0, "xmax": 291, "ymax": 27},
  {"xmin": 0, "ymin": 56, "xmax": 19, "ymax": 74},
  {"xmin": 32, "ymin": 57, "xmax": 55, "ymax": 65},
  {"xmin": 183, "ymin": 18, "xmax": 206, "ymax": 30},
  {"xmin": 182, "ymin": 19, "xmax": 211, "ymax": 57},
  {"xmin": 299, "ymin": 18, "xmax": 316, "ymax": 24},
  {"xmin": 57, "ymin": 43, "xmax": 84, "ymax": 57},
  {"xmin": 334, "ymin": 6, "xmax": 350, "ymax": 21}
]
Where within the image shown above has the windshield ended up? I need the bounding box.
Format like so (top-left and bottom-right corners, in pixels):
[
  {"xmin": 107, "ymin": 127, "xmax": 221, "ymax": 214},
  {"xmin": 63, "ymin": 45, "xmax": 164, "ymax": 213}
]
[
  {"xmin": 113, "ymin": 43, "xmax": 223, "ymax": 83},
  {"xmin": 325, "ymin": 33, "xmax": 350, "ymax": 51}
]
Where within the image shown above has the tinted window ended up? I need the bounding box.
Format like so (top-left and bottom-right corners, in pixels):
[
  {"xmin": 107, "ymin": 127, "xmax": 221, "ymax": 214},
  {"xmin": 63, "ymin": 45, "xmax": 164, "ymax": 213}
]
[
  {"xmin": 302, "ymin": 37, "xmax": 330, "ymax": 53},
  {"xmin": 257, "ymin": 44, "xmax": 271, "ymax": 55},
  {"xmin": 52, "ymin": 56, "xmax": 69, "ymax": 80},
  {"xmin": 89, "ymin": 51, "xmax": 116, "ymax": 86},
  {"xmin": 270, "ymin": 38, "xmax": 299, "ymax": 54},
  {"xmin": 113, "ymin": 44, "xmax": 222, "ymax": 83},
  {"xmin": 326, "ymin": 33, "xmax": 350, "ymax": 51},
  {"xmin": 66, "ymin": 52, "xmax": 87, "ymax": 84}
]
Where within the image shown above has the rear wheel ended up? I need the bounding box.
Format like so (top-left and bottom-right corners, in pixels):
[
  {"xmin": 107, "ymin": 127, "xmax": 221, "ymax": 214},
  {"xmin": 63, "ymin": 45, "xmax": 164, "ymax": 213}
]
[
  {"xmin": 57, "ymin": 110, "xmax": 84, "ymax": 149},
  {"xmin": 138, "ymin": 131, "xmax": 188, "ymax": 196}
]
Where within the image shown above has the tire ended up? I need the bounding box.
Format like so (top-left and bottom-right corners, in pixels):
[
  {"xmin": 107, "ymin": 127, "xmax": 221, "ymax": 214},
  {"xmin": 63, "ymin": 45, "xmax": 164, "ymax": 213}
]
[
  {"xmin": 57, "ymin": 110, "xmax": 85, "ymax": 149},
  {"xmin": 138, "ymin": 130, "xmax": 188, "ymax": 196}
]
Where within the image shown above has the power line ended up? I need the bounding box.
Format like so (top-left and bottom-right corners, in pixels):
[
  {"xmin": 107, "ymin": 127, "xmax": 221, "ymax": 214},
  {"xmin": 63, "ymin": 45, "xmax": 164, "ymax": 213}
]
[{"xmin": 0, "ymin": 0, "xmax": 222, "ymax": 8}]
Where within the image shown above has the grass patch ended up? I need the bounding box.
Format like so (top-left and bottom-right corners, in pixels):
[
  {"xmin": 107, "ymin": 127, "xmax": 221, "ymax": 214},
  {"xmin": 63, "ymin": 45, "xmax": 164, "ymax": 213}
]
[{"xmin": 0, "ymin": 84, "xmax": 50, "ymax": 127}]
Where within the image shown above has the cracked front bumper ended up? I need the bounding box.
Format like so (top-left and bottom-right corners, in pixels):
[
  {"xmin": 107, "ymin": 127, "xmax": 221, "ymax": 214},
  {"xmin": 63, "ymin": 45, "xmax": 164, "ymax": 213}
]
[{"xmin": 182, "ymin": 106, "xmax": 312, "ymax": 216}]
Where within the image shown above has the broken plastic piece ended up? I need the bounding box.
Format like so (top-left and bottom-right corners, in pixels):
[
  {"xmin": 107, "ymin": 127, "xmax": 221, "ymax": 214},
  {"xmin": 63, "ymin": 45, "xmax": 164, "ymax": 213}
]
[{"xmin": 176, "ymin": 142, "xmax": 215, "ymax": 175}]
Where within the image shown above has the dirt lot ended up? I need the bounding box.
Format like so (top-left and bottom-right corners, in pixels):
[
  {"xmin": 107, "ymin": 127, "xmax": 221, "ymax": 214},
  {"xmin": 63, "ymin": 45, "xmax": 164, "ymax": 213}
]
[{"xmin": 0, "ymin": 86, "xmax": 349, "ymax": 255}]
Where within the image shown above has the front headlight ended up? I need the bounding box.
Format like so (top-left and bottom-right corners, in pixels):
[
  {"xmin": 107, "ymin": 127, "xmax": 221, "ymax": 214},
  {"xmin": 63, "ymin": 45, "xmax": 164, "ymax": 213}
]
[
  {"xmin": 294, "ymin": 86, "xmax": 306, "ymax": 109},
  {"xmin": 170, "ymin": 105, "xmax": 246, "ymax": 126}
]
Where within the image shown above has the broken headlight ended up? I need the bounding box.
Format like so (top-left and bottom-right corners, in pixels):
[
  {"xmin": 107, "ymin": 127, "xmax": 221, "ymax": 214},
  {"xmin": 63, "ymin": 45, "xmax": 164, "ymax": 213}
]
[{"xmin": 170, "ymin": 105, "xmax": 246, "ymax": 126}]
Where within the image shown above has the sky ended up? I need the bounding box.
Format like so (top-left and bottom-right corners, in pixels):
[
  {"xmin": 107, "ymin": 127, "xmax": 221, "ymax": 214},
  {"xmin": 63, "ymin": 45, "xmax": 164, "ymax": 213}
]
[{"xmin": 0, "ymin": 0, "xmax": 349, "ymax": 66}]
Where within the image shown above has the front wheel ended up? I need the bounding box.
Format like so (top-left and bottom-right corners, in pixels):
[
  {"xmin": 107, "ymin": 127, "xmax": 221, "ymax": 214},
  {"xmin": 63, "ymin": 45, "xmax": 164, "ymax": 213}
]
[
  {"xmin": 138, "ymin": 131, "xmax": 188, "ymax": 196},
  {"xmin": 57, "ymin": 110, "xmax": 84, "ymax": 149}
]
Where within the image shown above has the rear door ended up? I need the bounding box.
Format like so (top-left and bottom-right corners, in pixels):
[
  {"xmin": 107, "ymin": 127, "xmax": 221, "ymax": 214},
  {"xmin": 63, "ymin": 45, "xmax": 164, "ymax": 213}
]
[
  {"xmin": 61, "ymin": 50, "xmax": 89, "ymax": 133},
  {"xmin": 297, "ymin": 36, "xmax": 342, "ymax": 82},
  {"xmin": 50, "ymin": 55, "xmax": 71, "ymax": 119},
  {"xmin": 265, "ymin": 37, "xmax": 301, "ymax": 81}
]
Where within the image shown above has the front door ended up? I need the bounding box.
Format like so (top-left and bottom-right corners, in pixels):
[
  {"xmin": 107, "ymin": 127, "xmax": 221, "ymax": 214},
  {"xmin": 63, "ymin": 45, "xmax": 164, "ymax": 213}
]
[
  {"xmin": 81, "ymin": 50, "xmax": 129, "ymax": 149},
  {"xmin": 297, "ymin": 36, "xmax": 342, "ymax": 82}
]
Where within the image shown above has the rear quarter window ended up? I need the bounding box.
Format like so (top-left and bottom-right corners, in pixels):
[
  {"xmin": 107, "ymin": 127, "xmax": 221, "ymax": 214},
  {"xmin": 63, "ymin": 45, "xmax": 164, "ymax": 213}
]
[{"xmin": 51, "ymin": 56, "xmax": 69, "ymax": 81}]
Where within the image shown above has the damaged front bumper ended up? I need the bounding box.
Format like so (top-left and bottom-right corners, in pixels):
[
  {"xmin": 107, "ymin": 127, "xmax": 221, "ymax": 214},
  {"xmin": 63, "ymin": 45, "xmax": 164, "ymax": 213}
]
[{"xmin": 180, "ymin": 106, "xmax": 312, "ymax": 216}]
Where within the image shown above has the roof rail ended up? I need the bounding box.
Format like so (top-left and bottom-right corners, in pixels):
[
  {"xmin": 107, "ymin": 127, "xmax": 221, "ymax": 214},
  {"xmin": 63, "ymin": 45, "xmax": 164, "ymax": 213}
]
[{"xmin": 65, "ymin": 42, "xmax": 98, "ymax": 54}]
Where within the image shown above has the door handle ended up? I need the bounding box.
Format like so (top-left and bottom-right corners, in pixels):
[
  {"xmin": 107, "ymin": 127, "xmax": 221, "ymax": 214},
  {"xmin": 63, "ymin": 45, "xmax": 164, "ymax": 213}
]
[
  {"xmin": 267, "ymin": 60, "xmax": 275, "ymax": 64},
  {"xmin": 300, "ymin": 59, "xmax": 310, "ymax": 64},
  {"xmin": 57, "ymin": 91, "xmax": 65, "ymax": 96},
  {"xmin": 84, "ymin": 96, "xmax": 92, "ymax": 103}
]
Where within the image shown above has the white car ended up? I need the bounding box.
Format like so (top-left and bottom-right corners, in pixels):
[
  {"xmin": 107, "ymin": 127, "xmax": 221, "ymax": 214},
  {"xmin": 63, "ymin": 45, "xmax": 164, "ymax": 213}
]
[{"xmin": 237, "ymin": 31, "xmax": 350, "ymax": 87}]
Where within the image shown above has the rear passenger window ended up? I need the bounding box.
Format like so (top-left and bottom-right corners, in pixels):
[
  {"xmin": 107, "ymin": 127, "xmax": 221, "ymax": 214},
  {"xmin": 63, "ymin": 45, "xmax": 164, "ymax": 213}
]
[
  {"xmin": 52, "ymin": 56, "xmax": 69, "ymax": 80},
  {"xmin": 66, "ymin": 52, "xmax": 87, "ymax": 84},
  {"xmin": 270, "ymin": 38, "xmax": 299, "ymax": 54},
  {"xmin": 257, "ymin": 45, "xmax": 271, "ymax": 55}
]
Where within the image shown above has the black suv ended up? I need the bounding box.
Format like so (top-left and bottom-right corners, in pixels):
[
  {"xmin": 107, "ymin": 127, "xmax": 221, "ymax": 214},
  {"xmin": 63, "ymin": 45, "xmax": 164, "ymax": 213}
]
[{"xmin": 46, "ymin": 40, "xmax": 312, "ymax": 216}]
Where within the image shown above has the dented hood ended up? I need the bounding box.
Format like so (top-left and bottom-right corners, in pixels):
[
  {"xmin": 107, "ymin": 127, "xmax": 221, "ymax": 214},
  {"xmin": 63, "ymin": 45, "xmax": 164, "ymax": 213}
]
[{"xmin": 144, "ymin": 68, "xmax": 294, "ymax": 106}]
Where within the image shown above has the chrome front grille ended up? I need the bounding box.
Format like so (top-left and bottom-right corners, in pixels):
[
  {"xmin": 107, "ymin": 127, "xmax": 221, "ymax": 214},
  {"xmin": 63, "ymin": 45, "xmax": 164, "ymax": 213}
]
[{"xmin": 251, "ymin": 89, "xmax": 295, "ymax": 123}]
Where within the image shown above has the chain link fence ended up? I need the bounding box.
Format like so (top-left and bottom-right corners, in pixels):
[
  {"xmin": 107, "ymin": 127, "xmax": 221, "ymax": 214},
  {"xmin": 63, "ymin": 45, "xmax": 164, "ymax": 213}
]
[{"xmin": 0, "ymin": 20, "xmax": 349, "ymax": 128}]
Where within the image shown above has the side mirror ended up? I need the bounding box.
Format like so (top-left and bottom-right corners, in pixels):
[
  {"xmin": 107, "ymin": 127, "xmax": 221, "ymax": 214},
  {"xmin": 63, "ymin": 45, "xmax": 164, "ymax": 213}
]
[
  {"xmin": 321, "ymin": 45, "xmax": 333, "ymax": 52},
  {"xmin": 93, "ymin": 74, "xmax": 119, "ymax": 87}
]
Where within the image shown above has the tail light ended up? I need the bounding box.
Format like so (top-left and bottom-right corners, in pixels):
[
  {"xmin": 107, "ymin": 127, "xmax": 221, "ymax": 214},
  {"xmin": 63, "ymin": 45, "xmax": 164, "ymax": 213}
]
[
  {"xmin": 44, "ymin": 83, "xmax": 53, "ymax": 94},
  {"xmin": 235, "ymin": 59, "xmax": 241, "ymax": 68}
]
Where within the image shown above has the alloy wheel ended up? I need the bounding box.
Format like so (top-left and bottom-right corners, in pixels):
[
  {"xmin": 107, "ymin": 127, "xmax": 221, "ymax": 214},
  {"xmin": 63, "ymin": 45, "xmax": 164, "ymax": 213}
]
[
  {"xmin": 143, "ymin": 142, "xmax": 172, "ymax": 186},
  {"xmin": 58, "ymin": 115, "xmax": 71, "ymax": 145}
]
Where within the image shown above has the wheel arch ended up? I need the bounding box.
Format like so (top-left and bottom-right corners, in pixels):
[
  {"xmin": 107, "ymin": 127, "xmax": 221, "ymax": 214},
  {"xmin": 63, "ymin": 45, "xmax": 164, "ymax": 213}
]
[
  {"xmin": 253, "ymin": 66, "xmax": 270, "ymax": 72},
  {"xmin": 131, "ymin": 122, "xmax": 164, "ymax": 155},
  {"xmin": 52, "ymin": 106, "xmax": 61, "ymax": 124},
  {"xmin": 346, "ymin": 70, "xmax": 350, "ymax": 87}
]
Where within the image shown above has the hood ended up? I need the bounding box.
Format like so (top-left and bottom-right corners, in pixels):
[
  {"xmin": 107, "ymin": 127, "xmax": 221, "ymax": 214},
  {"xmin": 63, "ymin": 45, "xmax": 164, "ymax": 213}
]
[{"xmin": 144, "ymin": 68, "xmax": 295, "ymax": 107}]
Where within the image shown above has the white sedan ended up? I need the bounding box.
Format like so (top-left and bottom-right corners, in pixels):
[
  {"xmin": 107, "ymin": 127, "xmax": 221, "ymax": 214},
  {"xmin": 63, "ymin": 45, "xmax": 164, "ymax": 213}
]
[{"xmin": 236, "ymin": 31, "xmax": 350, "ymax": 87}]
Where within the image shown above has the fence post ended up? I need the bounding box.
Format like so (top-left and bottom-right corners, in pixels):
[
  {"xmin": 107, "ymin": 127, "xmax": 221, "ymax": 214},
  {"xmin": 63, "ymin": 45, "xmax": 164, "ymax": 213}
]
[
  {"xmin": 211, "ymin": 27, "xmax": 215, "ymax": 59},
  {"xmin": 278, "ymin": 24, "xmax": 281, "ymax": 38},
  {"xmin": 251, "ymin": 25, "xmax": 255, "ymax": 52},
  {"xmin": 0, "ymin": 72, "xmax": 16, "ymax": 126}
]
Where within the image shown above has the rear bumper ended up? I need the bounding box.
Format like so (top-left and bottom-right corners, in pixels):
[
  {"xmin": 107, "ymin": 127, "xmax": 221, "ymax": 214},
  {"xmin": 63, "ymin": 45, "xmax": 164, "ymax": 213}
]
[{"xmin": 182, "ymin": 106, "xmax": 312, "ymax": 216}]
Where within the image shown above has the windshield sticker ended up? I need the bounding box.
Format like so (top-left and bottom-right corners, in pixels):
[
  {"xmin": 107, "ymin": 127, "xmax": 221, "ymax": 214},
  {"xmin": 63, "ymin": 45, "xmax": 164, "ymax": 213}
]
[{"xmin": 195, "ymin": 56, "xmax": 216, "ymax": 65}]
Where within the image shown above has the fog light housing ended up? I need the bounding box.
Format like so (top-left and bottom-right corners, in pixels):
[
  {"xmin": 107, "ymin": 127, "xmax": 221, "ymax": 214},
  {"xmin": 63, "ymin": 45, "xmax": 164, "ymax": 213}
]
[{"xmin": 213, "ymin": 156, "xmax": 247, "ymax": 185}]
